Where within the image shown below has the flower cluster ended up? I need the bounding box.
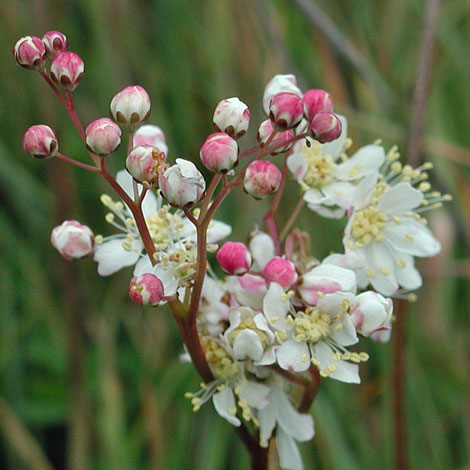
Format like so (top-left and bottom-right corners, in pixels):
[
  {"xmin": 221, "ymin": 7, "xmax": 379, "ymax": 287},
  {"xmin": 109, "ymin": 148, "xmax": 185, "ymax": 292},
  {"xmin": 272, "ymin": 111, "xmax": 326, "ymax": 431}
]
[{"xmin": 15, "ymin": 28, "xmax": 450, "ymax": 470}]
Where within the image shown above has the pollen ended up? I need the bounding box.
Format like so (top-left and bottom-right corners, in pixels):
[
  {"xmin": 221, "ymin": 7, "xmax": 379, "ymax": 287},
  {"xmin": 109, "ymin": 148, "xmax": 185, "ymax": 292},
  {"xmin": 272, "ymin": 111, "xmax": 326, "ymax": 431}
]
[
  {"xmin": 351, "ymin": 206, "xmax": 388, "ymax": 246},
  {"xmin": 301, "ymin": 142, "xmax": 337, "ymax": 188},
  {"xmin": 293, "ymin": 308, "xmax": 331, "ymax": 343}
]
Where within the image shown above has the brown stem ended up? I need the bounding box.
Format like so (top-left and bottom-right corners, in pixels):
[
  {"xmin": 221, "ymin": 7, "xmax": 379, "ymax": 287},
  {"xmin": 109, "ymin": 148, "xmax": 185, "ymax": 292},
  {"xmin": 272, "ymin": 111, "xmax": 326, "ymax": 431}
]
[
  {"xmin": 298, "ymin": 367, "xmax": 321, "ymax": 413},
  {"xmin": 393, "ymin": 299, "xmax": 408, "ymax": 470},
  {"xmin": 280, "ymin": 199, "xmax": 305, "ymax": 241},
  {"xmin": 263, "ymin": 157, "xmax": 288, "ymax": 255}
]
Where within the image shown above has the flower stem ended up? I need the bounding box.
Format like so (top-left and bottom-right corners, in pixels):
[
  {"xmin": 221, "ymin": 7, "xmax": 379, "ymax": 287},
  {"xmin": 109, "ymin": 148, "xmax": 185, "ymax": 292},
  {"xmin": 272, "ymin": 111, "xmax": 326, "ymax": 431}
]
[
  {"xmin": 56, "ymin": 152, "xmax": 100, "ymax": 172},
  {"xmin": 280, "ymin": 199, "xmax": 304, "ymax": 241}
]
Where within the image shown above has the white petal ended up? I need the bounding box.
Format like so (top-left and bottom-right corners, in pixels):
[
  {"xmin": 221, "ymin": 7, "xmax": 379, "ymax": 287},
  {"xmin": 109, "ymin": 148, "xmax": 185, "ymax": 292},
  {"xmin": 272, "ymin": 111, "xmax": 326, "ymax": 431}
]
[
  {"xmin": 277, "ymin": 428, "xmax": 304, "ymax": 470},
  {"xmin": 249, "ymin": 232, "xmax": 275, "ymax": 270},
  {"xmin": 238, "ymin": 381, "xmax": 270, "ymax": 409},
  {"xmin": 152, "ymin": 265, "xmax": 178, "ymax": 296},
  {"xmin": 312, "ymin": 342, "xmax": 360, "ymax": 383},
  {"xmin": 287, "ymin": 152, "xmax": 308, "ymax": 183},
  {"xmin": 352, "ymin": 173, "xmax": 378, "ymax": 210},
  {"xmin": 322, "ymin": 181, "xmax": 357, "ymax": 210},
  {"xmin": 212, "ymin": 387, "xmax": 241, "ymax": 427},
  {"xmin": 384, "ymin": 217, "xmax": 441, "ymax": 257},
  {"xmin": 303, "ymin": 187, "xmax": 328, "ymax": 206},
  {"xmin": 333, "ymin": 144, "xmax": 385, "ymax": 180},
  {"xmin": 234, "ymin": 274, "xmax": 267, "ymax": 309},
  {"xmin": 116, "ymin": 169, "xmax": 158, "ymax": 216},
  {"xmin": 263, "ymin": 282, "xmax": 290, "ymax": 329},
  {"xmin": 94, "ymin": 239, "xmax": 140, "ymax": 276},
  {"xmin": 207, "ymin": 220, "xmax": 232, "ymax": 243},
  {"xmin": 258, "ymin": 401, "xmax": 277, "ymax": 447},
  {"xmin": 233, "ymin": 329, "xmax": 264, "ymax": 361},
  {"xmin": 377, "ymin": 183, "xmax": 423, "ymax": 214},
  {"xmin": 277, "ymin": 339, "xmax": 310, "ymax": 372},
  {"xmin": 393, "ymin": 254, "xmax": 422, "ymax": 291},
  {"xmin": 330, "ymin": 312, "xmax": 358, "ymax": 347},
  {"xmin": 364, "ymin": 243, "xmax": 399, "ymax": 296},
  {"xmin": 272, "ymin": 388, "xmax": 314, "ymax": 442},
  {"xmin": 323, "ymin": 252, "xmax": 364, "ymax": 270},
  {"xmin": 133, "ymin": 255, "xmax": 153, "ymax": 275}
]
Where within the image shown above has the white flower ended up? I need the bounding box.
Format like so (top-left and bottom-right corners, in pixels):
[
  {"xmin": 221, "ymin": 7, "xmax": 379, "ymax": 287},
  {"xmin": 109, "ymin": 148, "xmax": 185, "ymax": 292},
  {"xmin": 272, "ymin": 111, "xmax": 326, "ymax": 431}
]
[
  {"xmin": 287, "ymin": 118, "xmax": 385, "ymax": 218},
  {"xmin": 343, "ymin": 160, "xmax": 445, "ymax": 295},
  {"xmin": 93, "ymin": 170, "xmax": 231, "ymax": 283},
  {"xmin": 263, "ymin": 282, "xmax": 365, "ymax": 383},
  {"xmin": 350, "ymin": 291, "xmax": 393, "ymax": 338}
]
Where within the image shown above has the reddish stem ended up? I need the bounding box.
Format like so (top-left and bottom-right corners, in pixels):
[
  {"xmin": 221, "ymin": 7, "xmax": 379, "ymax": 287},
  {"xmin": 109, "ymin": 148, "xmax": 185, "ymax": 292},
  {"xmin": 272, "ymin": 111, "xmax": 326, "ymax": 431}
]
[
  {"xmin": 65, "ymin": 91, "xmax": 86, "ymax": 142},
  {"xmin": 55, "ymin": 153, "xmax": 99, "ymax": 172}
]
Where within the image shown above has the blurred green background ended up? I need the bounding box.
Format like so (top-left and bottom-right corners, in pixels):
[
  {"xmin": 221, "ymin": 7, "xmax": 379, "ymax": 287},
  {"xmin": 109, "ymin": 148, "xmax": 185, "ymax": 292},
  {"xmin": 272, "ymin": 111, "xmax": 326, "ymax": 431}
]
[{"xmin": 0, "ymin": 0, "xmax": 469, "ymax": 469}]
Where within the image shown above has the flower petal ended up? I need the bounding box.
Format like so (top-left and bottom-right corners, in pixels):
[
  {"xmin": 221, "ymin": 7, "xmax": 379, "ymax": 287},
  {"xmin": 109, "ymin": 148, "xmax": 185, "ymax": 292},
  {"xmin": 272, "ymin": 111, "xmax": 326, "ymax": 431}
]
[
  {"xmin": 238, "ymin": 381, "xmax": 270, "ymax": 409},
  {"xmin": 287, "ymin": 152, "xmax": 308, "ymax": 183},
  {"xmin": 263, "ymin": 282, "xmax": 290, "ymax": 329},
  {"xmin": 94, "ymin": 238, "xmax": 140, "ymax": 276},
  {"xmin": 249, "ymin": 232, "xmax": 275, "ymax": 269},
  {"xmin": 207, "ymin": 220, "xmax": 232, "ymax": 243},
  {"xmin": 334, "ymin": 144, "xmax": 385, "ymax": 180},
  {"xmin": 277, "ymin": 339, "xmax": 310, "ymax": 372},
  {"xmin": 377, "ymin": 182, "xmax": 423, "ymax": 214},
  {"xmin": 277, "ymin": 428, "xmax": 304, "ymax": 470},
  {"xmin": 212, "ymin": 387, "xmax": 241, "ymax": 427}
]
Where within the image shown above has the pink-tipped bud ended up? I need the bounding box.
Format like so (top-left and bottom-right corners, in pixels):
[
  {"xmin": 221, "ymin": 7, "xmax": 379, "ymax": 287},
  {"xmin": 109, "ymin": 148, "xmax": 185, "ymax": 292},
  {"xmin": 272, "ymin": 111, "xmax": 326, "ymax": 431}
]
[
  {"xmin": 269, "ymin": 92, "xmax": 303, "ymax": 130},
  {"xmin": 262, "ymin": 257, "xmax": 298, "ymax": 289},
  {"xmin": 309, "ymin": 112, "xmax": 342, "ymax": 143},
  {"xmin": 42, "ymin": 31, "xmax": 68, "ymax": 58},
  {"xmin": 302, "ymin": 89, "xmax": 333, "ymax": 121},
  {"xmin": 263, "ymin": 74, "xmax": 302, "ymax": 115},
  {"xmin": 13, "ymin": 36, "xmax": 46, "ymax": 70},
  {"xmin": 159, "ymin": 158, "xmax": 206, "ymax": 207},
  {"xmin": 257, "ymin": 119, "xmax": 294, "ymax": 154},
  {"xmin": 243, "ymin": 161, "xmax": 282, "ymax": 199},
  {"xmin": 129, "ymin": 273, "xmax": 164, "ymax": 306},
  {"xmin": 213, "ymin": 97, "xmax": 251, "ymax": 138},
  {"xmin": 126, "ymin": 145, "xmax": 167, "ymax": 185},
  {"xmin": 217, "ymin": 242, "xmax": 252, "ymax": 275},
  {"xmin": 85, "ymin": 118, "xmax": 121, "ymax": 156},
  {"xmin": 50, "ymin": 220, "xmax": 94, "ymax": 260},
  {"xmin": 200, "ymin": 132, "xmax": 238, "ymax": 173},
  {"xmin": 50, "ymin": 52, "xmax": 84, "ymax": 91},
  {"xmin": 23, "ymin": 125, "xmax": 58, "ymax": 159},
  {"xmin": 133, "ymin": 125, "xmax": 168, "ymax": 156},
  {"xmin": 110, "ymin": 85, "xmax": 151, "ymax": 130}
]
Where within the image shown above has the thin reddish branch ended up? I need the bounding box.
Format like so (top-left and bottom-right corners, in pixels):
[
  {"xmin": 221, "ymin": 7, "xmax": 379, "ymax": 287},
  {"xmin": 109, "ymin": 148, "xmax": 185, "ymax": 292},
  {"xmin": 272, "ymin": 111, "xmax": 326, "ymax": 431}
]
[{"xmin": 55, "ymin": 153, "xmax": 99, "ymax": 172}]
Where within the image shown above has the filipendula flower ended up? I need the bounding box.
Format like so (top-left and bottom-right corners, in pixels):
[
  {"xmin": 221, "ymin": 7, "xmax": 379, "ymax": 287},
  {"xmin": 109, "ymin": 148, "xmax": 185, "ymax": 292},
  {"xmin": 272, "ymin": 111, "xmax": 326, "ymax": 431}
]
[
  {"xmin": 287, "ymin": 118, "xmax": 385, "ymax": 218},
  {"xmin": 342, "ymin": 149, "xmax": 450, "ymax": 295},
  {"xmin": 93, "ymin": 170, "xmax": 231, "ymax": 286}
]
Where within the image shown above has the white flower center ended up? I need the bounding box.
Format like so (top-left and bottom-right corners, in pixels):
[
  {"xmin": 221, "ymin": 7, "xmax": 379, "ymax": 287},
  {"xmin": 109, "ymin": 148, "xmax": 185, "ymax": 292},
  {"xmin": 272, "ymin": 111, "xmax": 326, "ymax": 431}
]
[
  {"xmin": 350, "ymin": 205, "xmax": 388, "ymax": 246},
  {"xmin": 301, "ymin": 142, "xmax": 337, "ymax": 188},
  {"xmin": 200, "ymin": 335, "xmax": 240, "ymax": 380},
  {"xmin": 293, "ymin": 307, "xmax": 331, "ymax": 343}
]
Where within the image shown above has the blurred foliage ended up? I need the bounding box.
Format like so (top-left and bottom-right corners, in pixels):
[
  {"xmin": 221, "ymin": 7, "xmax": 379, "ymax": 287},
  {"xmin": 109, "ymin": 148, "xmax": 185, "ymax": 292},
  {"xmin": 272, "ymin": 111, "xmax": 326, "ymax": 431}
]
[{"xmin": 0, "ymin": 0, "xmax": 469, "ymax": 469}]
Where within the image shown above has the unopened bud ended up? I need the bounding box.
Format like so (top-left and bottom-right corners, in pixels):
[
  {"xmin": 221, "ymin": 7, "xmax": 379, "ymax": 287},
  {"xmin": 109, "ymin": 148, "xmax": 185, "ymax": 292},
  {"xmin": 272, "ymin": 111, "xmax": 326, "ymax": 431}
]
[
  {"xmin": 85, "ymin": 118, "xmax": 121, "ymax": 156},
  {"xmin": 262, "ymin": 257, "xmax": 298, "ymax": 289},
  {"xmin": 269, "ymin": 92, "xmax": 303, "ymax": 130},
  {"xmin": 42, "ymin": 31, "xmax": 68, "ymax": 58},
  {"xmin": 126, "ymin": 145, "xmax": 167, "ymax": 184},
  {"xmin": 213, "ymin": 97, "xmax": 251, "ymax": 138},
  {"xmin": 23, "ymin": 125, "xmax": 58, "ymax": 159},
  {"xmin": 50, "ymin": 52, "xmax": 84, "ymax": 91},
  {"xmin": 302, "ymin": 89, "xmax": 333, "ymax": 121},
  {"xmin": 263, "ymin": 74, "xmax": 302, "ymax": 115},
  {"xmin": 110, "ymin": 85, "xmax": 151, "ymax": 130},
  {"xmin": 129, "ymin": 273, "xmax": 164, "ymax": 306},
  {"xmin": 309, "ymin": 112, "xmax": 342, "ymax": 143},
  {"xmin": 50, "ymin": 220, "xmax": 94, "ymax": 260},
  {"xmin": 13, "ymin": 36, "xmax": 46, "ymax": 70},
  {"xmin": 133, "ymin": 124, "xmax": 168, "ymax": 156},
  {"xmin": 257, "ymin": 119, "xmax": 294, "ymax": 154},
  {"xmin": 243, "ymin": 161, "xmax": 282, "ymax": 199},
  {"xmin": 200, "ymin": 132, "xmax": 238, "ymax": 173},
  {"xmin": 217, "ymin": 242, "xmax": 252, "ymax": 275},
  {"xmin": 159, "ymin": 158, "xmax": 206, "ymax": 207}
]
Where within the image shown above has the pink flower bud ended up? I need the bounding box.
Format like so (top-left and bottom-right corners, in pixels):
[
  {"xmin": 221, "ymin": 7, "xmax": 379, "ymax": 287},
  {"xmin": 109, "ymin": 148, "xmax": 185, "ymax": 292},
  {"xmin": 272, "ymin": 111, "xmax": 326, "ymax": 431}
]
[
  {"xmin": 159, "ymin": 158, "xmax": 206, "ymax": 207},
  {"xmin": 50, "ymin": 52, "xmax": 84, "ymax": 91},
  {"xmin": 85, "ymin": 118, "xmax": 121, "ymax": 156},
  {"xmin": 126, "ymin": 145, "xmax": 167, "ymax": 184},
  {"xmin": 269, "ymin": 92, "xmax": 303, "ymax": 130},
  {"xmin": 13, "ymin": 36, "xmax": 46, "ymax": 70},
  {"xmin": 129, "ymin": 273, "xmax": 164, "ymax": 306},
  {"xmin": 23, "ymin": 125, "xmax": 58, "ymax": 159},
  {"xmin": 263, "ymin": 74, "xmax": 302, "ymax": 115},
  {"xmin": 110, "ymin": 85, "xmax": 151, "ymax": 130},
  {"xmin": 200, "ymin": 132, "xmax": 238, "ymax": 173},
  {"xmin": 243, "ymin": 161, "xmax": 282, "ymax": 199},
  {"xmin": 309, "ymin": 112, "xmax": 342, "ymax": 143},
  {"xmin": 50, "ymin": 220, "xmax": 94, "ymax": 260},
  {"xmin": 262, "ymin": 257, "xmax": 298, "ymax": 289},
  {"xmin": 213, "ymin": 97, "xmax": 251, "ymax": 138},
  {"xmin": 133, "ymin": 125, "xmax": 168, "ymax": 156},
  {"xmin": 42, "ymin": 31, "xmax": 68, "ymax": 58},
  {"xmin": 302, "ymin": 89, "xmax": 333, "ymax": 121},
  {"xmin": 217, "ymin": 242, "xmax": 252, "ymax": 275},
  {"xmin": 257, "ymin": 119, "xmax": 294, "ymax": 154}
]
